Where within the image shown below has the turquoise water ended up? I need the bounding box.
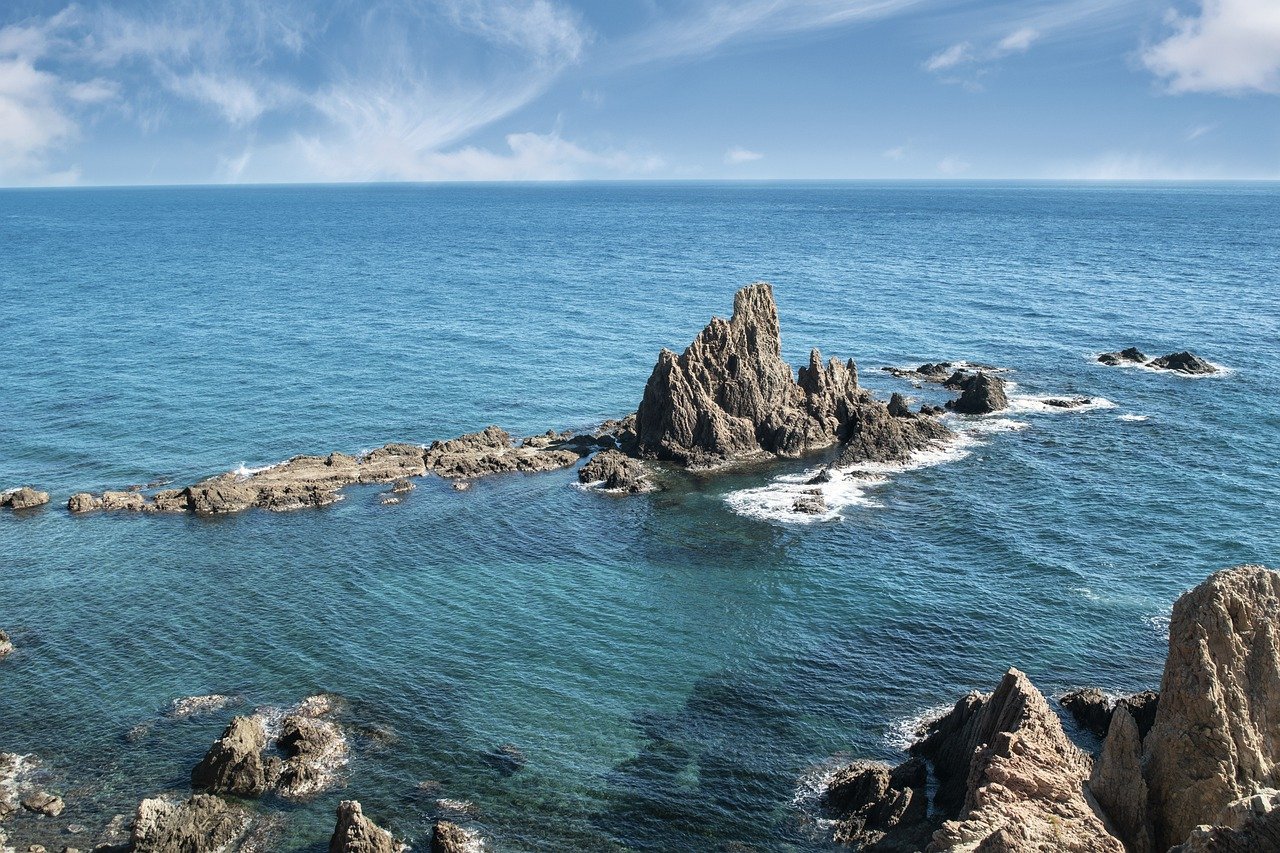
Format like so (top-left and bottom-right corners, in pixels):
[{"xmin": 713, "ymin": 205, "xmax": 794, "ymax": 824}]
[{"xmin": 1, "ymin": 182, "xmax": 1278, "ymax": 851}]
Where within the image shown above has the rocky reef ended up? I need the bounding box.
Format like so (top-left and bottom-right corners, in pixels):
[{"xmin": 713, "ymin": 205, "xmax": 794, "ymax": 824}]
[
  {"xmin": 821, "ymin": 564, "xmax": 1280, "ymax": 852},
  {"xmin": 0, "ymin": 629, "xmax": 11, "ymax": 660},
  {"xmin": 1098, "ymin": 347, "xmax": 1219, "ymax": 375},
  {"xmin": 629, "ymin": 283, "xmax": 950, "ymax": 469},
  {"xmin": 577, "ymin": 449, "xmax": 654, "ymax": 493},
  {"xmin": 943, "ymin": 370, "xmax": 1009, "ymax": 415},
  {"xmin": 1, "ymin": 486, "xmax": 49, "ymax": 510},
  {"xmin": 329, "ymin": 800, "xmax": 401, "ymax": 853}
]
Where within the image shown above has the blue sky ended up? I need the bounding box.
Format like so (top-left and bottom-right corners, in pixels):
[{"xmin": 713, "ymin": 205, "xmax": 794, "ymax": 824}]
[{"xmin": 0, "ymin": 0, "xmax": 1277, "ymax": 185}]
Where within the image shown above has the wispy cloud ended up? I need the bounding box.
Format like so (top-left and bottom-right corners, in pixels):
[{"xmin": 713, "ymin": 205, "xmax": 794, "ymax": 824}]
[
  {"xmin": 924, "ymin": 42, "xmax": 973, "ymax": 72},
  {"xmin": 924, "ymin": 25, "xmax": 1040, "ymax": 85},
  {"xmin": 1185, "ymin": 122, "xmax": 1217, "ymax": 140},
  {"xmin": 1143, "ymin": 0, "xmax": 1280, "ymax": 95},
  {"xmin": 937, "ymin": 155, "xmax": 970, "ymax": 174},
  {"xmin": 883, "ymin": 145, "xmax": 907, "ymax": 160},
  {"xmin": 724, "ymin": 146, "xmax": 763, "ymax": 165}
]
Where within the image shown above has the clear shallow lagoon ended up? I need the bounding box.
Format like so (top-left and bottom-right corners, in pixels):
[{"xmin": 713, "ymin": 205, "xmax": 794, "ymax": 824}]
[{"xmin": 2, "ymin": 182, "xmax": 1278, "ymax": 851}]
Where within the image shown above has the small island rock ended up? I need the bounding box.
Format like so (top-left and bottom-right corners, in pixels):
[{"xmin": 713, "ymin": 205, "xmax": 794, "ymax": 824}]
[{"xmin": 329, "ymin": 800, "xmax": 398, "ymax": 853}]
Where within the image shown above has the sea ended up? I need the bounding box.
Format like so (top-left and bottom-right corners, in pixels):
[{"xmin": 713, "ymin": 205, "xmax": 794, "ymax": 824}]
[{"xmin": 1, "ymin": 181, "xmax": 1277, "ymax": 851}]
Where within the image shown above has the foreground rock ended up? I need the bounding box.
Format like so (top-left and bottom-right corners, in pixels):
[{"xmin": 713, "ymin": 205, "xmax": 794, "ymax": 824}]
[
  {"xmin": 131, "ymin": 794, "xmax": 252, "ymax": 853},
  {"xmin": 276, "ymin": 714, "xmax": 348, "ymax": 799},
  {"xmin": 943, "ymin": 371, "xmax": 1009, "ymax": 415},
  {"xmin": 1170, "ymin": 789, "xmax": 1280, "ymax": 852},
  {"xmin": 191, "ymin": 716, "xmax": 274, "ymax": 798},
  {"xmin": 1143, "ymin": 564, "xmax": 1280, "ymax": 850},
  {"xmin": 1, "ymin": 487, "xmax": 50, "ymax": 510},
  {"xmin": 823, "ymin": 758, "xmax": 930, "ymax": 849},
  {"xmin": 329, "ymin": 800, "xmax": 398, "ymax": 853},
  {"xmin": 577, "ymin": 449, "xmax": 654, "ymax": 493},
  {"xmin": 1090, "ymin": 706, "xmax": 1152, "ymax": 853},
  {"xmin": 915, "ymin": 668, "xmax": 1122, "ymax": 852},
  {"xmin": 631, "ymin": 283, "xmax": 950, "ymax": 468},
  {"xmin": 431, "ymin": 820, "xmax": 475, "ymax": 853}
]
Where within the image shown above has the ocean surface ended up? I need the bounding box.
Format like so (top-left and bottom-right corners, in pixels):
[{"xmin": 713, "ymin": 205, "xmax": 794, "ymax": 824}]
[{"xmin": 1, "ymin": 181, "xmax": 1278, "ymax": 851}]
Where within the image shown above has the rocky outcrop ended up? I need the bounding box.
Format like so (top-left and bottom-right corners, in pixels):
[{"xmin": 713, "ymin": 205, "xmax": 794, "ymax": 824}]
[
  {"xmin": 792, "ymin": 489, "xmax": 828, "ymax": 515},
  {"xmin": 1, "ymin": 487, "xmax": 49, "ymax": 510},
  {"xmin": 191, "ymin": 716, "xmax": 274, "ymax": 798},
  {"xmin": 832, "ymin": 401, "xmax": 950, "ymax": 467},
  {"xmin": 424, "ymin": 426, "xmax": 580, "ymax": 479},
  {"xmin": 329, "ymin": 800, "xmax": 398, "ymax": 853},
  {"xmin": 430, "ymin": 820, "xmax": 474, "ymax": 853},
  {"xmin": 0, "ymin": 630, "xmax": 11, "ymax": 659},
  {"xmin": 919, "ymin": 668, "xmax": 1123, "ymax": 852},
  {"xmin": 276, "ymin": 714, "xmax": 348, "ymax": 799},
  {"xmin": 578, "ymin": 450, "xmax": 654, "ymax": 493},
  {"xmin": 944, "ymin": 371, "xmax": 1009, "ymax": 415},
  {"xmin": 882, "ymin": 362, "xmax": 957, "ymax": 382},
  {"xmin": 1060, "ymin": 688, "xmax": 1158, "ymax": 739},
  {"xmin": 631, "ymin": 283, "xmax": 950, "ymax": 468},
  {"xmin": 1091, "ymin": 706, "xmax": 1152, "ymax": 853},
  {"xmin": 131, "ymin": 794, "xmax": 252, "ymax": 853},
  {"xmin": 1149, "ymin": 351, "xmax": 1217, "ymax": 375},
  {"xmin": 20, "ymin": 791, "xmax": 64, "ymax": 817},
  {"xmin": 1143, "ymin": 565, "xmax": 1280, "ymax": 850},
  {"xmin": 1098, "ymin": 347, "xmax": 1149, "ymax": 366},
  {"xmin": 1170, "ymin": 789, "xmax": 1280, "ymax": 852},
  {"xmin": 823, "ymin": 759, "xmax": 930, "ymax": 849}
]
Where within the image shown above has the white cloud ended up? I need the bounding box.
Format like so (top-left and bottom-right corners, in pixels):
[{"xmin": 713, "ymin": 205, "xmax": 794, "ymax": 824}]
[
  {"xmin": 997, "ymin": 27, "xmax": 1039, "ymax": 54},
  {"xmin": 883, "ymin": 145, "xmax": 906, "ymax": 160},
  {"xmin": 66, "ymin": 78, "xmax": 119, "ymax": 103},
  {"xmin": 724, "ymin": 146, "xmax": 763, "ymax": 165},
  {"xmin": 937, "ymin": 155, "xmax": 970, "ymax": 174},
  {"xmin": 1186, "ymin": 122, "xmax": 1217, "ymax": 140},
  {"xmin": 924, "ymin": 41, "xmax": 973, "ymax": 72},
  {"xmin": 441, "ymin": 0, "xmax": 589, "ymax": 66},
  {"xmin": 0, "ymin": 56, "xmax": 76, "ymax": 179},
  {"xmin": 1143, "ymin": 0, "xmax": 1280, "ymax": 94}
]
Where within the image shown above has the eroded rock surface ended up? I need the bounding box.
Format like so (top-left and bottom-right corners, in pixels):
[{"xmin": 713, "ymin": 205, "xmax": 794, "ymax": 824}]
[
  {"xmin": 131, "ymin": 794, "xmax": 252, "ymax": 853},
  {"xmin": 1149, "ymin": 351, "xmax": 1217, "ymax": 375},
  {"xmin": 824, "ymin": 759, "xmax": 930, "ymax": 850},
  {"xmin": 0, "ymin": 630, "xmax": 11, "ymax": 660},
  {"xmin": 276, "ymin": 714, "xmax": 348, "ymax": 799},
  {"xmin": 425, "ymin": 426, "xmax": 580, "ymax": 480},
  {"xmin": 1144, "ymin": 564, "xmax": 1280, "ymax": 850},
  {"xmin": 921, "ymin": 668, "xmax": 1122, "ymax": 852},
  {"xmin": 1, "ymin": 487, "xmax": 49, "ymax": 510},
  {"xmin": 578, "ymin": 449, "xmax": 654, "ymax": 493},
  {"xmin": 944, "ymin": 371, "xmax": 1009, "ymax": 415},
  {"xmin": 1090, "ymin": 706, "xmax": 1152, "ymax": 853},
  {"xmin": 328, "ymin": 800, "xmax": 398, "ymax": 853},
  {"xmin": 631, "ymin": 283, "xmax": 950, "ymax": 468},
  {"xmin": 430, "ymin": 820, "xmax": 475, "ymax": 853},
  {"xmin": 1170, "ymin": 789, "xmax": 1280, "ymax": 852},
  {"xmin": 191, "ymin": 716, "xmax": 274, "ymax": 798}
]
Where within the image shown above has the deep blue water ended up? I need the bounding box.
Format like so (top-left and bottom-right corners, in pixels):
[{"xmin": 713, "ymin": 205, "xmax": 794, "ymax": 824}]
[{"xmin": 1, "ymin": 182, "xmax": 1278, "ymax": 851}]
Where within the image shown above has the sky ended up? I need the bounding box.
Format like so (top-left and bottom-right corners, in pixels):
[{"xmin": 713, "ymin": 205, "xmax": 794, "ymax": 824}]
[{"xmin": 0, "ymin": 0, "xmax": 1277, "ymax": 186}]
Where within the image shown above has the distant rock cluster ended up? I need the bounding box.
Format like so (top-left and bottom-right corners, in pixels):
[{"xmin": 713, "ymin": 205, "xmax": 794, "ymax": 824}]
[
  {"xmin": 1098, "ymin": 347, "xmax": 1219, "ymax": 374},
  {"xmin": 0, "ymin": 486, "xmax": 49, "ymax": 510},
  {"xmin": 819, "ymin": 564, "xmax": 1280, "ymax": 852}
]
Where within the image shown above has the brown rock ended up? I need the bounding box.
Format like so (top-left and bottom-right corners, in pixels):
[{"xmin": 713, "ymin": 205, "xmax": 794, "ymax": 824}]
[
  {"xmin": 0, "ymin": 629, "xmax": 11, "ymax": 659},
  {"xmin": 578, "ymin": 449, "xmax": 653, "ymax": 493},
  {"xmin": 276, "ymin": 714, "xmax": 348, "ymax": 799},
  {"xmin": 824, "ymin": 759, "xmax": 930, "ymax": 849},
  {"xmin": 1144, "ymin": 565, "xmax": 1280, "ymax": 850},
  {"xmin": 191, "ymin": 716, "xmax": 271, "ymax": 798},
  {"xmin": 130, "ymin": 794, "xmax": 251, "ymax": 853},
  {"xmin": 923, "ymin": 668, "xmax": 1123, "ymax": 852},
  {"xmin": 1090, "ymin": 706, "xmax": 1152, "ymax": 853},
  {"xmin": 1170, "ymin": 789, "xmax": 1280, "ymax": 852},
  {"xmin": 944, "ymin": 371, "xmax": 1009, "ymax": 415},
  {"xmin": 2, "ymin": 487, "xmax": 50, "ymax": 510},
  {"xmin": 328, "ymin": 800, "xmax": 397, "ymax": 853},
  {"xmin": 66, "ymin": 493, "xmax": 102, "ymax": 513},
  {"xmin": 430, "ymin": 820, "xmax": 474, "ymax": 853},
  {"xmin": 21, "ymin": 791, "xmax": 65, "ymax": 816},
  {"xmin": 425, "ymin": 426, "xmax": 579, "ymax": 479}
]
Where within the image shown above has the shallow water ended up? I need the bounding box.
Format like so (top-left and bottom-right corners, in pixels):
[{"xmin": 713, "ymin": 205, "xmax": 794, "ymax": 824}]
[{"xmin": 1, "ymin": 182, "xmax": 1278, "ymax": 851}]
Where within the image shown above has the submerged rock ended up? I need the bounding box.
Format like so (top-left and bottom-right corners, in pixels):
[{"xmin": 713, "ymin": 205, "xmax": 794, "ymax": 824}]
[
  {"xmin": 168, "ymin": 695, "xmax": 237, "ymax": 720},
  {"xmin": 20, "ymin": 791, "xmax": 64, "ymax": 817},
  {"xmin": 944, "ymin": 371, "xmax": 1008, "ymax": 415},
  {"xmin": 1044, "ymin": 396, "xmax": 1094, "ymax": 408},
  {"xmin": 1, "ymin": 487, "xmax": 50, "ymax": 510},
  {"xmin": 482, "ymin": 743, "xmax": 526, "ymax": 776},
  {"xmin": 578, "ymin": 449, "xmax": 654, "ymax": 493},
  {"xmin": 328, "ymin": 800, "xmax": 398, "ymax": 853},
  {"xmin": 1144, "ymin": 565, "xmax": 1280, "ymax": 850},
  {"xmin": 1150, "ymin": 350, "xmax": 1217, "ymax": 375},
  {"xmin": 1098, "ymin": 347, "xmax": 1149, "ymax": 366},
  {"xmin": 131, "ymin": 794, "xmax": 252, "ymax": 853},
  {"xmin": 191, "ymin": 716, "xmax": 274, "ymax": 798},
  {"xmin": 631, "ymin": 283, "xmax": 950, "ymax": 468},
  {"xmin": 920, "ymin": 668, "xmax": 1123, "ymax": 852}
]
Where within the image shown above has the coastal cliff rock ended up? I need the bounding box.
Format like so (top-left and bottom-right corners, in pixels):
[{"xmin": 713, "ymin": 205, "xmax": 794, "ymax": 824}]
[
  {"xmin": 131, "ymin": 794, "xmax": 252, "ymax": 853},
  {"xmin": 1, "ymin": 487, "xmax": 49, "ymax": 510},
  {"xmin": 578, "ymin": 449, "xmax": 653, "ymax": 493},
  {"xmin": 1090, "ymin": 706, "xmax": 1152, "ymax": 853},
  {"xmin": 920, "ymin": 668, "xmax": 1123, "ymax": 852},
  {"xmin": 191, "ymin": 716, "xmax": 274, "ymax": 798},
  {"xmin": 631, "ymin": 283, "xmax": 950, "ymax": 468},
  {"xmin": 823, "ymin": 759, "xmax": 931, "ymax": 849},
  {"xmin": 430, "ymin": 820, "xmax": 474, "ymax": 853},
  {"xmin": 329, "ymin": 800, "xmax": 398, "ymax": 853},
  {"xmin": 1143, "ymin": 564, "xmax": 1280, "ymax": 850},
  {"xmin": 1170, "ymin": 789, "xmax": 1280, "ymax": 852},
  {"xmin": 944, "ymin": 371, "xmax": 1009, "ymax": 415}
]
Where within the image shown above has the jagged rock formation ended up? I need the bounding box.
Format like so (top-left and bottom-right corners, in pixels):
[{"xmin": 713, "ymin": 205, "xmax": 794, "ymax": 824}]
[
  {"xmin": 1090, "ymin": 706, "xmax": 1152, "ymax": 853},
  {"xmin": 944, "ymin": 371, "xmax": 1009, "ymax": 415},
  {"xmin": 329, "ymin": 800, "xmax": 398, "ymax": 853},
  {"xmin": 276, "ymin": 714, "xmax": 348, "ymax": 799},
  {"xmin": 883, "ymin": 362, "xmax": 957, "ymax": 382},
  {"xmin": 0, "ymin": 629, "xmax": 11, "ymax": 659},
  {"xmin": 1170, "ymin": 789, "xmax": 1280, "ymax": 852},
  {"xmin": 578, "ymin": 449, "xmax": 654, "ymax": 493},
  {"xmin": 823, "ymin": 759, "xmax": 931, "ymax": 849},
  {"xmin": 1143, "ymin": 565, "xmax": 1280, "ymax": 850},
  {"xmin": 1149, "ymin": 351, "xmax": 1217, "ymax": 375},
  {"xmin": 1, "ymin": 487, "xmax": 49, "ymax": 510},
  {"xmin": 131, "ymin": 794, "xmax": 252, "ymax": 853},
  {"xmin": 631, "ymin": 283, "xmax": 950, "ymax": 468},
  {"xmin": 1098, "ymin": 347, "xmax": 1149, "ymax": 366},
  {"xmin": 66, "ymin": 428, "xmax": 589, "ymax": 515},
  {"xmin": 1060, "ymin": 688, "xmax": 1159, "ymax": 739},
  {"xmin": 431, "ymin": 820, "xmax": 474, "ymax": 853},
  {"xmin": 191, "ymin": 716, "xmax": 274, "ymax": 798},
  {"xmin": 915, "ymin": 668, "xmax": 1123, "ymax": 852}
]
